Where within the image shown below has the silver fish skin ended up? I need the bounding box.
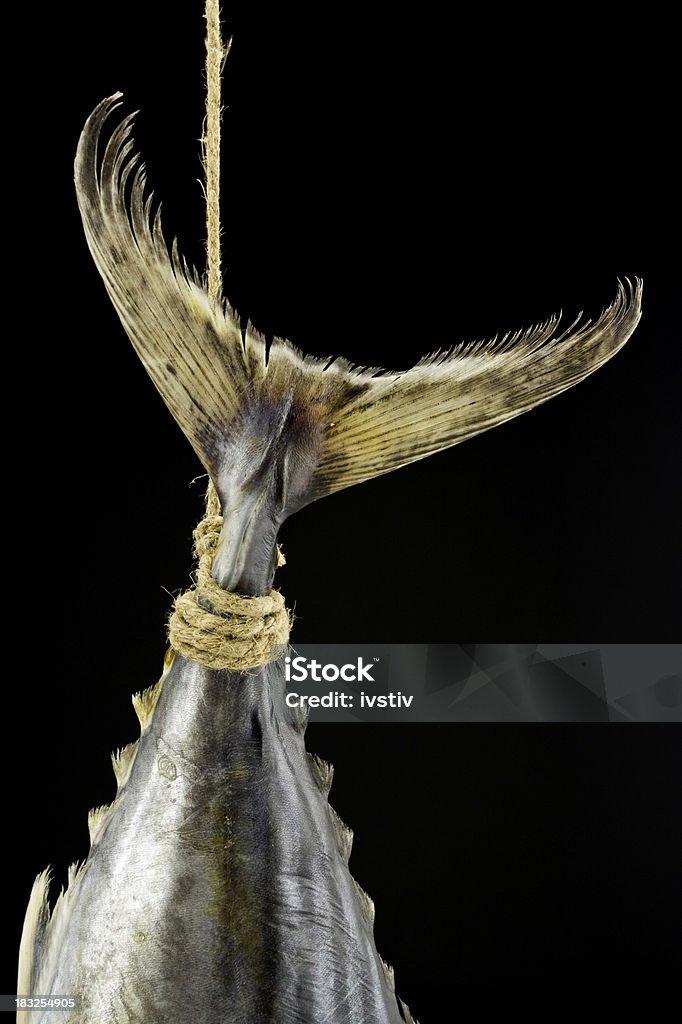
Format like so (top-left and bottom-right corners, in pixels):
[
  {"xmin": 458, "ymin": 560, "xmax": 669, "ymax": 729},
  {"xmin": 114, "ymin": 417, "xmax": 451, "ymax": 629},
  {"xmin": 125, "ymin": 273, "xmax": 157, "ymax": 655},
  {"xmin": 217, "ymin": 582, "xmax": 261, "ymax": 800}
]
[{"xmin": 28, "ymin": 655, "xmax": 408, "ymax": 1024}]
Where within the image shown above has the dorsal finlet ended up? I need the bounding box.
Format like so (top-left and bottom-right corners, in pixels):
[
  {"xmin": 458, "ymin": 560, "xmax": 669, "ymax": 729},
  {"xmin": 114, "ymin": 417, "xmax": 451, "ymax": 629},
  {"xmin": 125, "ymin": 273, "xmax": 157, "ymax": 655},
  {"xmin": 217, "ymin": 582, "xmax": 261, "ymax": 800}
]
[
  {"xmin": 307, "ymin": 752, "xmax": 334, "ymax": 796},
  {"xmin": 17, "ymin": 869, "xmax": 52, "ymax": 999},
  {"xmin": 399, "ymin": 996, "xmax": 419, "ymax": 1024},
  {"xmin": 329, "ymin": 804, "xmax": 353, "ymax": 861},
  {"xmin": 88, "ymin": 802, "xmax": 117, "ymax": 845},
  {"xmin": 111, "ymin": 741, "xmax": 140, "ymax": 788},
  {"xmin": 66, "ymin": 860, "xmax": 85, "ymax": 889},
  {"xmin": 380, "ymin": 955, "xmax": 395, "ymax": 991},
  {"xmin": 352, "ymin": 877, "xmax": 376, "ymax": 929},
  {"xmin": 132, "ymin": 649, "xmax": 173, "ymax": 731}
]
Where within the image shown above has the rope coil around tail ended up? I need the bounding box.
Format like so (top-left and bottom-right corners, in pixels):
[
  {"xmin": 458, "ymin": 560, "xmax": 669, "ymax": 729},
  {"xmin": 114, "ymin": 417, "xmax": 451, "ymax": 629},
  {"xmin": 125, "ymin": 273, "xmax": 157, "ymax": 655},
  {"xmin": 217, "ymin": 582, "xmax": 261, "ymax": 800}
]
[{"xmin": 168, "ymin": 484, "xmax": 290, "ymax": 670}]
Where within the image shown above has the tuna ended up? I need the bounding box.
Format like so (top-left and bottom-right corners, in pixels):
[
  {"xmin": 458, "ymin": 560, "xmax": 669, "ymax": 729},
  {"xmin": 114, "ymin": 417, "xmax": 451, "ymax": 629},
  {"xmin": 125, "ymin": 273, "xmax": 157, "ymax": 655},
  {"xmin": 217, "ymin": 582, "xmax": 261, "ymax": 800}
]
[{"xmin": 17, "ymin": 73, "xmax": 641, "ymax": 1024}]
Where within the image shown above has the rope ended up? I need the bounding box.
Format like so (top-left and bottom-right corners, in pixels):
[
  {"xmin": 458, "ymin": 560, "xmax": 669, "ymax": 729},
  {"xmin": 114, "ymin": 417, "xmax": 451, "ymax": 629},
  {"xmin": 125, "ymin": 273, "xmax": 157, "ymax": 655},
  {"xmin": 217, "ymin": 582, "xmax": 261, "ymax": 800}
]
[
  {"xmin": 168, "ymin": 495, "xmax": 290, "ymax": 670},
  {"xmin": 201, "ymin": 0, "xmax": 227, "ymax": 547},
  {"xmin": 202, "ymin": 0, "xmax": 231, "ymax": 307},
  {"xmin": 166, "ymin": 4, "xmax": 290, "ymax": 671}
]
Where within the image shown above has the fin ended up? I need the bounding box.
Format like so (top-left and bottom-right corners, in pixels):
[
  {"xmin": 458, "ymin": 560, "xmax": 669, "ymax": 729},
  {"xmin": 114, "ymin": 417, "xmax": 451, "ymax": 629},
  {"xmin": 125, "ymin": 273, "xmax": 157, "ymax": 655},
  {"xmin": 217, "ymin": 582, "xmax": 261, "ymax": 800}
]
[
  {"xmin": 18, "ymin": 862, "xmax": 89, "ymax": 1003},
  {"xmin": 17, "ymin": 869, "xmax": 51, "ymax": 1000},
  {"xmin": 111, "ymin": 741, "xmax": 139, "ymax": 788},
  {"xmin": 131, "ymin": 649, "xmax": 173, "ymax": 733},
  {"xmin": 352, "ymin": 877, "xmax": 376, "ymax": 929},
  {"xmin": 132, "ymin": 679, "xmax": 164, "ymax": 732},
  {"xmin": 88, "ymin": 802, "xmax": 117, "ymax": 845},
  {"xmin": 75, "ymin": 95, "xmax": 249, "ymax": 477},
  {"xmin": 329, "ymin": 805, "xmax": 354, "ymax": 861},
  {"xmin": 380, "ymin": 955, "xmax": 395, "ymax": 991},
  {"xmin": 312, "ymin": 278, "xmax": 643, "ymax": 498},
  {"xmin": 307, "ymin": 752, "xmax": 334, "ymax": 796},
  {"xmin": 76, "ymin": 96, "xmax": 642, "ymax": 506},
  {"xmin": 399, "ymin": 997, "xmax": 419, "ymax": 1024},
  {"xmin": 66, "ymin": 860, "xmax": 85, "ymax": 888}
]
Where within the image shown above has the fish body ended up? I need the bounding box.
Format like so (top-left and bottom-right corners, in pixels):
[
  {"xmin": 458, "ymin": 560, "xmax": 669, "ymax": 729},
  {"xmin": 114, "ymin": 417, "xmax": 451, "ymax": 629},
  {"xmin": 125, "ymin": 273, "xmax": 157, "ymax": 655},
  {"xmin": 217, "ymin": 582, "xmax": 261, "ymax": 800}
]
[{"xmin": 23, "ymin": 656, "xmax": 406, "ymax": 1024}]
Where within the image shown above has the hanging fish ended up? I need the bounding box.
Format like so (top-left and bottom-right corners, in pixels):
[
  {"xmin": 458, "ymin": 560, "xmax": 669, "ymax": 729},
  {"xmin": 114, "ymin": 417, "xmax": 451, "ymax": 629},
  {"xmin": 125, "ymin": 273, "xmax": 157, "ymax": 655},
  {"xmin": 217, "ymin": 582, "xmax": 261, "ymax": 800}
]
[{"xmin": 18, "ymin": 21, "xmax": 641, "ymax": 1024}]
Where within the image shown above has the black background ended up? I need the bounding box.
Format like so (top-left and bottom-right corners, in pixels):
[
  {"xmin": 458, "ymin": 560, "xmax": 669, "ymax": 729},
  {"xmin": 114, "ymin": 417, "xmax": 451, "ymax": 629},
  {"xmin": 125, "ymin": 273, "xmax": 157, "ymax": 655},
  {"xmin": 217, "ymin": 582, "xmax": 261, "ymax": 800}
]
[{"xmin": 5, "ymin": 0, "xmax": 681, "ymax": 1016}]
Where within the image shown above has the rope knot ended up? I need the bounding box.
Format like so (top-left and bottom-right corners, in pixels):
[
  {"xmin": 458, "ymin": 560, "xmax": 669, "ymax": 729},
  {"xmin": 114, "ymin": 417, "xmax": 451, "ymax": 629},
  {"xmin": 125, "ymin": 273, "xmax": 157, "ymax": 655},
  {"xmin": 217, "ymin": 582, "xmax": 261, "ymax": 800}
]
[{"xmin": 168, "ymin": 489, "xmax": 290, "ymax": 671}]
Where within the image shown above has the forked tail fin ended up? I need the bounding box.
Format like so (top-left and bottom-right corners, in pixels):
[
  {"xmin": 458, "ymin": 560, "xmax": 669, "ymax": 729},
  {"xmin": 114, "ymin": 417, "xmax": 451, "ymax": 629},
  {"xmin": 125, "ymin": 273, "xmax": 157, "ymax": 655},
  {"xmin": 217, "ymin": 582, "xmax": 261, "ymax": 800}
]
[{"xmin": 75, "ymin": 96, "xmax": 642, "ymax": 507}]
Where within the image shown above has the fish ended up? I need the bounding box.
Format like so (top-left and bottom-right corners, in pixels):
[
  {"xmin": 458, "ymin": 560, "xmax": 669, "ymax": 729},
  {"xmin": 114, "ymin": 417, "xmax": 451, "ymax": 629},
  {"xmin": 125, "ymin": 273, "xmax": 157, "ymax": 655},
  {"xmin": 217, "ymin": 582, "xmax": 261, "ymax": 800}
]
[{"xmin": 17, "ymin": 85, "xmax": 641, "ymax": 1024}]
